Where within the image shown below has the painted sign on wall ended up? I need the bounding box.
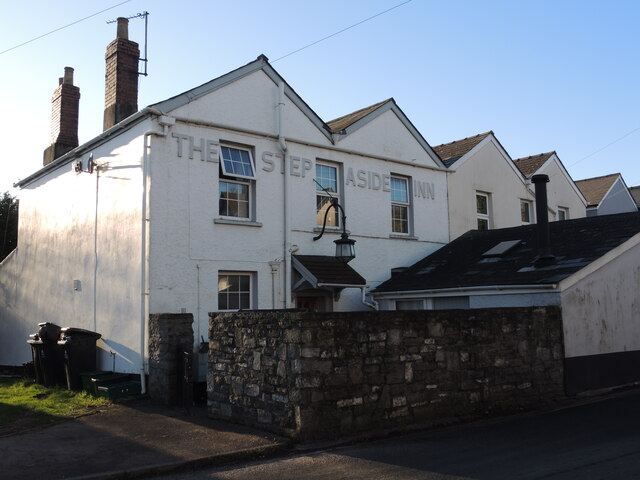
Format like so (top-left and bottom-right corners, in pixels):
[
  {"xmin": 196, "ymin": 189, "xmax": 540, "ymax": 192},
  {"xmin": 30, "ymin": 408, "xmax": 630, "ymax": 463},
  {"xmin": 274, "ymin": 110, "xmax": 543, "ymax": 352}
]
[{"xmin": 170, "ymin": 134, "xmax": 435, "ymax": 200}]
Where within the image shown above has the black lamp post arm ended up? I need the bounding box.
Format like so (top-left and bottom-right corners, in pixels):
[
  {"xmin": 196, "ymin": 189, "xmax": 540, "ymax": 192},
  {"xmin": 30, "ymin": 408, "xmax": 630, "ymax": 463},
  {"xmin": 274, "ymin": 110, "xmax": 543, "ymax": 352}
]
[{"xmin": 313, "ymin": 198, "xmax": 347, "ymax": 241}]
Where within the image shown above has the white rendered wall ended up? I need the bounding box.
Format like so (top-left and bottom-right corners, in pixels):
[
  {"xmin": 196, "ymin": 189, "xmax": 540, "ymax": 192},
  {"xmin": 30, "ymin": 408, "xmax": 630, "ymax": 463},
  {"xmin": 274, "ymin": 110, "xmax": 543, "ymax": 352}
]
[
  {"xmin": 597, "ymin": 177, "xmax": 637, "ymax": 216},
  {"xmin": 333, "ymin": 109, "xmax": 440, "ymax": 168},
  {"xmin": 560, "ymin": 240, "xmax": 640, "ymax": 358},
  {"xmin": 538, "ymin": 159, "xmax": 586, "ymax": 220},
  {"xmin": 469, "ymin": 292, "xmax": 560, "ymax": 308},
  {"xmin": 169, "ymin": 71, "xmax": 332, "ymax": 148},
  {"xmin": 448, "ymin": 140, "xmax": 533, "ymax": 240},
  {"xmin": 375, "ymin": 292, "xmax": 560, "ymax": 310},
  {"xmin": 0, "ymin": 121, "xmax": 148, "ymax": 371},
  {"xmin": 148, "ymin": 74, "xmax": 449, "ymax": 364}
]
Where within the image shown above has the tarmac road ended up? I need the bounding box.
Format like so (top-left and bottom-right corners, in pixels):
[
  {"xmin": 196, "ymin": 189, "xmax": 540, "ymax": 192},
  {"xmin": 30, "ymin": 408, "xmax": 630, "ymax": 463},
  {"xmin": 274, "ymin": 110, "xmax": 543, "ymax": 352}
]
[{"xmin": 153, "ymin": 389, "xmax": 640, "ymax": 480}]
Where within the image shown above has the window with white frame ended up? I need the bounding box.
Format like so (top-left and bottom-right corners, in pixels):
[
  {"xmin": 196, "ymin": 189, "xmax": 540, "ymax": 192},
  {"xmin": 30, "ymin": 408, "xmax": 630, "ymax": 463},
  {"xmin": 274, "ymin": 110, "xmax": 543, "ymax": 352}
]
[
  {"xmin": 557, "ymin": 207, "xmax": 568, "ymax": 221},
  {"xmin": 218, "ymin": 272, "xmax": 252, "ymax": 310},
  {"xmin": 219, "ymin": 145, "xmax": 255, "ymax": 219},
  {"xmin": 476, "ymin": 192, "xmax": 491, "ymax": 230},
  {"xmin": 316, "ymin": 162, "xmax": 339, "ymax": 226},
  {"xmin": 395, "ymin": 299, "xmax": 427, "ymax": 310},
  {"xmin": 520, "ymin": 200, "xmax": 533, "ymax": 224},
  {"xmin": 391, "ymin": 176, "xmax": 410, "ymax": 234}
]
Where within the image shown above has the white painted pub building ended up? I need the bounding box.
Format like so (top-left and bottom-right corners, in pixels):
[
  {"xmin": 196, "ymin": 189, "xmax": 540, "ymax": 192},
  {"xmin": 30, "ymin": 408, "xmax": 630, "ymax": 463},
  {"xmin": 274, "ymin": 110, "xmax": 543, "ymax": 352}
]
[{"xmin": 0, "ymin": 22, "xmax": 449, "ymax": 377}]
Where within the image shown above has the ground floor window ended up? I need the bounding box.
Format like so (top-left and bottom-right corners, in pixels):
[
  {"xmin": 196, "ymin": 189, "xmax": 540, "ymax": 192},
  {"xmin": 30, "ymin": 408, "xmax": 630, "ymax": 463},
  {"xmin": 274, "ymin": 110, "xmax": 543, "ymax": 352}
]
[
  {"xmin": 395, "ymin": 299, "xmax": 427, "ymax": 310},
  {"xmin": 218, "ymin": 273, "xmax": 252, "ymax": 310}
]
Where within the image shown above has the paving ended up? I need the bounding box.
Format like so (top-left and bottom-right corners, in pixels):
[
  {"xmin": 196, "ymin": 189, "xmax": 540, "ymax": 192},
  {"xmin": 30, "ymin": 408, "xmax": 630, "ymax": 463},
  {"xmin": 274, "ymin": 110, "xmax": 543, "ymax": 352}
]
[
  {"xmin": 2, "ymin": 387, "xmax": 634, "ymax": 480},
  {"xmin": 0, "ymin": 398, "xmax": 290, "ymax": 480}
]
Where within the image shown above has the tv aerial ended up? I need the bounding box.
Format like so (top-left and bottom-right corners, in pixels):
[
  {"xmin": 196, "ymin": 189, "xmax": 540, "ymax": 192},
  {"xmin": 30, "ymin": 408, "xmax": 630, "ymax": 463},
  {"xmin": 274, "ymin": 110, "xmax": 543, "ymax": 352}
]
[{"xmin": 107, "ymin": 11, "xmax": 149, "ymax": 76}]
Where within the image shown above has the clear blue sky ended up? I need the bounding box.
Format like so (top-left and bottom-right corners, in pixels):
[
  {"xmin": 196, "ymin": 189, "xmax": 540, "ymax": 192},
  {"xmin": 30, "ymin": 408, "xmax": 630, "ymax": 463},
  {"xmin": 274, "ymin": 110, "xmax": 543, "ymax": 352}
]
[{"xmin": 2, "ymin": 0, "xmax": 639, "ymax": 193}]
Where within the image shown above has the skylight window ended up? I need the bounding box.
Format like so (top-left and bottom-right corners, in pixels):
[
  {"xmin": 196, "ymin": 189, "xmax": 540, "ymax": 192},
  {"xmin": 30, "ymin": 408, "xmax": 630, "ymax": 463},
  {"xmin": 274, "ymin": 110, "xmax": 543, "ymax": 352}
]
[{"xmin": 482, "ymin": 240, "xmax": 522, "ymax": 257}]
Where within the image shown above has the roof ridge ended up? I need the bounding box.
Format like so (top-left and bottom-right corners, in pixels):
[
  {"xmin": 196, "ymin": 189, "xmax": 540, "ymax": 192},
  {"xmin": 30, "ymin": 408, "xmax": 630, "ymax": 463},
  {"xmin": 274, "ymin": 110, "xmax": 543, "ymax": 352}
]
[
  {"xmin": 513, "ymin": 151, "xmax": 555, "ymax": 162},
  {"xmin": 575, "ymin": 172, "xmax": 621, "ymax": 183},
  {"xmin": 433, "ymin": 131, "xmax": 493, "ymax": 149},
  {"xmin": 327, "ymin": 98, "xmax": 392, "ymax": 125}
]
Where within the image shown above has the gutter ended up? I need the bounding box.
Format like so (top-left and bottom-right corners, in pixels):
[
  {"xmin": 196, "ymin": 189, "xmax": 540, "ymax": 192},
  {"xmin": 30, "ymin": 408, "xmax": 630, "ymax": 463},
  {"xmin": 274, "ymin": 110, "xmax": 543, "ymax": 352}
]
[
  {"xmin": 372, "ymin": 283, "xmax": 559, "ymax": 299},
  {"xmin": 170, "ymin": 116, "xmax": 448, "ymax": 173}
]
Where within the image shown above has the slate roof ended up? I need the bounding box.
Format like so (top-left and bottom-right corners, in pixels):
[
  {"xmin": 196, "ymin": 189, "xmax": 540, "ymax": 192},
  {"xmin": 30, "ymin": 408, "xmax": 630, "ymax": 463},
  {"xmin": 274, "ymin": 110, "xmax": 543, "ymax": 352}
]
[
  {"xmin": 513, "ymin": 152, "xmax": 555, "ymax": 178},
  {"xmin": 432, "ymin": 132, "xmax": 493, "ymax": 168},
  {"xmin": 373, "ymin": 211, "xmax": 640, "ymax": 293},
  {"xmin": 293, "ymin": 255, "xmax": 366, "ymax": 286},
  {"xmin": 630, "ymin": 186, "xmax": 640, "ymax": 208},
  {"xmin": 327, "ymin": 99, "xmax": 391, "ymax": 133},
  {"xmin": 575, "ymin": 174, "xmax": 620, "ymax": 207}
]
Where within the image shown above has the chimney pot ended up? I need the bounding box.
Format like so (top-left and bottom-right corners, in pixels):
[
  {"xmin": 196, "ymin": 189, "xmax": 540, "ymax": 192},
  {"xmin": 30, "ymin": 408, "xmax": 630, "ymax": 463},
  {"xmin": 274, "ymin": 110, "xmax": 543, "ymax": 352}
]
[
  {"xmin": 63, "ymin": 67, "xmax": 74, "ymax": 85},
  {"xmin": 116, "ymin": 17, "xmax": 129, "ymax": 39}
]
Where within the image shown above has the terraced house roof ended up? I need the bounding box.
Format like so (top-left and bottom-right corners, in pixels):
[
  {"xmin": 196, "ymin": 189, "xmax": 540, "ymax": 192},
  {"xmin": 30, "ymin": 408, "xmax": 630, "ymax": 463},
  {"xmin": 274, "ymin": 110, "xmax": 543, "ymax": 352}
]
[
  {"xmin": 513, "ymin": 152, "xmax": 555, "ymax": 178},
  {"xmin": 327, "ymin": 99, "xmax": 391, "ymax": 133},
  {"xmin": 374, "ymin": 211, "xmax": 640, "ymax": 293},
  {"xmin": 432, "ymin": 132, "xmax": 492, "ymax": 168},
  {"xmin": 575, "ymin": 173, "xmax": 620, "ymax": 207},
  {"xmin": 630, "ymin": 186, "xmax": 640, "ymax": 208}
]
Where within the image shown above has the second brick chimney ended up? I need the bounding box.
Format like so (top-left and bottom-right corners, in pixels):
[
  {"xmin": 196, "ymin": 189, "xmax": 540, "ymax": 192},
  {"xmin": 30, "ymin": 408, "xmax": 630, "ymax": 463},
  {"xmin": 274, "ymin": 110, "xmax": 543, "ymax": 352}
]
[
  {"xmin": 43, "ymin": 67, "xmax": 80, "ymax": 166},
  {"xmin": 103, "ymin": 17, "xmax": 139, "ymax": 131}
]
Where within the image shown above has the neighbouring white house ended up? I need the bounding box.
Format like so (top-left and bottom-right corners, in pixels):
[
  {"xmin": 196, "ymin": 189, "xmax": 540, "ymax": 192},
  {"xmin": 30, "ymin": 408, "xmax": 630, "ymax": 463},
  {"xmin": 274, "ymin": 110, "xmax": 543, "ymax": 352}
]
[
  {"xmin": 433, "ymin": 132, "xmax": 536, "ymax": 240},
  {"xmin": 432, "ymin": 133, "xmax": 587, "ymax": 242},
  {"xmin": 513, "ymin": 152, "xmax": 587, "ymax": 221},
  {"xmin": 0, "ymin": 20, "xmax": 449, "ymax": 379},
  {"xmin": 372, "ymin": 176, "xmax": 640, "ymax": 394},
  {"xmin": 575, "ymin": 173, "xmax": 637, "ymax": 216}
]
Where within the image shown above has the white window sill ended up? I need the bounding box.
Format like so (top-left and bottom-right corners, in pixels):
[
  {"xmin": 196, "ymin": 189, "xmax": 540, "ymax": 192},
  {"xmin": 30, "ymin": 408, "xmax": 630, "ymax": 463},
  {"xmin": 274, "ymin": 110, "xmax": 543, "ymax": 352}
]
[
  {"xmin": 389, "ymin": 234, "xmax": 418, "ymax": 240},
  {"xmin": 214, "ymin": 218, "xmax": 263, "ymax": 227},
  {"xmin": 312, "ymin": 226, "xmax": 350, "ymax": 235}
]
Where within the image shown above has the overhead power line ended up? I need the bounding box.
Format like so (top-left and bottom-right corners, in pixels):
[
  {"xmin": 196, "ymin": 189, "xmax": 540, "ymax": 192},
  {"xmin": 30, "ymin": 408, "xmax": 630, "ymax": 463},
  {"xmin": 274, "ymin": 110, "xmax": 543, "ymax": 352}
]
[
  {"xmin": 0, "ymin": 0, "xmax": 131, "ymax": 56},
  {"xmin": 272, "ymin": 0, "xmax": 413, "ymax": 63},
  {"xmin": 569, "ymin": 126, "xmax": 640, "ymax": 167}
]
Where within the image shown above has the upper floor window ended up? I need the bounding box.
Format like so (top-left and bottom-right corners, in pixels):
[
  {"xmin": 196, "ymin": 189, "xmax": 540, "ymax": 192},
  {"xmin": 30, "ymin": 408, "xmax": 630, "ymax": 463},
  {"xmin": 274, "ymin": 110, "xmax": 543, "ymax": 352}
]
[
  {"xmin": 557, "ymin": 207, "xmax": 568, "ymax": 221},
  {"xmin": 220, "ymin": 146, "xmax": 255, "ymax": 179},
  {"xmin": 218, "ymin": 272, "xmax": 252, "ymax": 310},
  {"xmin": 520, "ymin": 200, "xmax": 532, "ymax": 224},
  {"xmin": 391, "ymin": 176, "xmax": 410, "ymax": 234},
  {"xmin": 316, "ymin": 162, "xmax": 339, "ymax": 226},
  {"xmin": 219, "ymin": 145, "xmax": 255, "ymax": 220},
  {"xmin": 476, "ymin": 192, "xmax": 491, "ymax": 230}
]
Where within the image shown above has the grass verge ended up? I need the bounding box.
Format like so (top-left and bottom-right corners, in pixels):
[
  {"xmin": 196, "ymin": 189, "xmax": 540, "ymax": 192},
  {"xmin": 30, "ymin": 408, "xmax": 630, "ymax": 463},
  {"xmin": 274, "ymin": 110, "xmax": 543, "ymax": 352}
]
[{"xmin": 0, "ymin": 378, "xmax": 110, "ymax": 436}]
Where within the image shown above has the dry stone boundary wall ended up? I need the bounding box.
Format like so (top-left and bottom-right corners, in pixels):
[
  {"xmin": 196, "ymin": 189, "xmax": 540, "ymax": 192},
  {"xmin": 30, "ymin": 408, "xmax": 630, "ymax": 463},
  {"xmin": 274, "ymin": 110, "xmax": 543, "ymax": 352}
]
[{"xmin": 208, "ymin": 307, "xmax": 564, "ymax": 442}]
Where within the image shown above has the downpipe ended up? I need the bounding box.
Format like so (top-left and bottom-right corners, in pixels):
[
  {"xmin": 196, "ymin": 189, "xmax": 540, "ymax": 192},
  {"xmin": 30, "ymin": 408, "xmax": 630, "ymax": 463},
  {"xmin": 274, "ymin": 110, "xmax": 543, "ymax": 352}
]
[{"xmin": 140, "ymin": 115, "xmax": 174, "ymax": 394}]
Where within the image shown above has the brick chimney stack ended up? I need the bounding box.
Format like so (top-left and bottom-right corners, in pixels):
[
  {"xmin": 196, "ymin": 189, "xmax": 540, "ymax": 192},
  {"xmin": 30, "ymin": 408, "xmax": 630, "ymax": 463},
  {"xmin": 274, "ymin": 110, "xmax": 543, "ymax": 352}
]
[
  {"xmin": 103, "ymin": 17, "xmax": 139, "ymax": 131},
  {"xmin": 43, "ymin": 67, "xmax": 80, "ymax": 166}
]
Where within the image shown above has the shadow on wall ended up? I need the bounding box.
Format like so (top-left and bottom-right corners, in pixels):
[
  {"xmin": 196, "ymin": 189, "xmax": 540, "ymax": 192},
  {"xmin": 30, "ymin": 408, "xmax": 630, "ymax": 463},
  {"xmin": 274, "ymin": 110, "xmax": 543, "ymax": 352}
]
[{"xmin": 98, "ymin": 339, "xmax": 139, "ymax": 373}]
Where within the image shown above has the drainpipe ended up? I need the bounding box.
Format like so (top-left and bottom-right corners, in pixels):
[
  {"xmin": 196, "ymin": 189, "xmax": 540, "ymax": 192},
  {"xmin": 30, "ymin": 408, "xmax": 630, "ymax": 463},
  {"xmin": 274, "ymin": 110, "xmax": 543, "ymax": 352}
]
[
  {"xmin": 269, "ymin": 261, "xmax": 279, "ymax": 309},
  {"xmin": 278, "ymin": 81, "xmax": 290, "ymax": 308},
  {"xmin": 361, "ymin": 287, "xmax": 379, "ymax": 310},
  {"xmin": 140, "ymin": 114, "xmax": 175, "ymax": 394}
]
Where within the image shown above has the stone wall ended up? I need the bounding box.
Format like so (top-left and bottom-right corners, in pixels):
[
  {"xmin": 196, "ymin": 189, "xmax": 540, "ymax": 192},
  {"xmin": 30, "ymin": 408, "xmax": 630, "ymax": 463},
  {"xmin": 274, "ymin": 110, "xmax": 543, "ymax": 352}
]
[
  {"xmin": 208, "ymin": 307, "xmax": 564, "ymax": 441},
  {"xmin": 148, "ymin": 313, "xmax": 193, "ymax": 405}
]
